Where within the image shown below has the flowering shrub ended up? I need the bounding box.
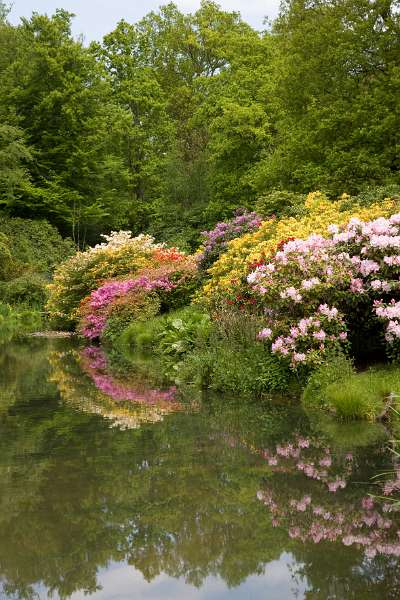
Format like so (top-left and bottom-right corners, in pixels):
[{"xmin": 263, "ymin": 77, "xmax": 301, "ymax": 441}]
[
  {"xmin": 47, "ymin": 231, "xmax": 194, "ymax": 328},
  {"xmin": 245, "ymin": 213, "xmax": 400, "ymax": 369},
  {"xmin": 256, "ymin": 435, "xmax": 400, "ymax": 559},
  {"xmin": 200, "ymin": 192, "xmax": 398, "ymax": 301},
  {"xmin": 47, "ymin": 232, "xmax": 164, "ymax": 327},
  {"xmin": 77, "ymin": 256, "xmax": 198, "ymax": 341},
  {"xmin": 79, "ymin": 278, "xmax": 170, "ymax": 340},
  {"xmin": 196, "ymin": 209, "xmax": 262, "ymax": 272}
]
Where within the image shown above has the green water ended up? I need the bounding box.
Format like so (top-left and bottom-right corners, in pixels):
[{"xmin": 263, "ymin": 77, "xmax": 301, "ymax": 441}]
[{"xmin": 0, "ymin": 339, "xmax": 400, "ymax": 600}]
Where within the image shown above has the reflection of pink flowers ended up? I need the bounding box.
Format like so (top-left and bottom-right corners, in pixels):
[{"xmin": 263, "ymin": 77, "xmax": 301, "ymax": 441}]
[
  {"xmin": 81, "ymin": 346, "xmax": 177, "ymax": 406},
  {"xmin": 256, "ymin": 433, "xmax": 400, "ymax": 559},
  {"xmin": 91, "ymin": 373, "xmax": 176, "ymax": 404},
  {"xmin": 82, "ymin": 346, "xmax": 108, "ymax": 370}
]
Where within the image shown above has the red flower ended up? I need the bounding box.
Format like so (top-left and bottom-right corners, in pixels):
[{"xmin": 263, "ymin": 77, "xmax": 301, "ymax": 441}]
[{"xmin": 276, "ymin": 237, "xmax": 295, "ymax": 251}]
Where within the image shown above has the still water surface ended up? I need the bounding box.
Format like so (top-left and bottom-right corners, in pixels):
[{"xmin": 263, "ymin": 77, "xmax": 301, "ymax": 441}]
[{"xmin": 0, "ymin": 339, "xmax": 399, "ymax": 599}]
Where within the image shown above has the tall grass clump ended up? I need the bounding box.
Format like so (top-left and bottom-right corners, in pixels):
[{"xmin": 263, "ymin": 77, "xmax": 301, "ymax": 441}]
[{"xmin": 303, "ymin": 359, "xmax": 400, "ymax": 420}]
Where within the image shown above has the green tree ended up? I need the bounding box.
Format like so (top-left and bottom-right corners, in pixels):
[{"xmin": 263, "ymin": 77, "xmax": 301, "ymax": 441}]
[
  {"xmin": 256, "ymin": 0, "xmax": 400, "ymax": 195},
  {"xmin": 0, "ymin": 10, "xmax": 132, "ymax": 243},
  {"xmin": 96, "ymin": 21, "xmax": 175, "ymax": 233},
  {"xmin": 0, "ymin": 124, "xmax": 31, "ymax": 204}
]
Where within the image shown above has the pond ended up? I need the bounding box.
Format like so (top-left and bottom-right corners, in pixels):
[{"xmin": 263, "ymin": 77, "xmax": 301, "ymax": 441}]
[{"xmin": 1, "ymin": 339, "xmax": 400, "ymax": 600}]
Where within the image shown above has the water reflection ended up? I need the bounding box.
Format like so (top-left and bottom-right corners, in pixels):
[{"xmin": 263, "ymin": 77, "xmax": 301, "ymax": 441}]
[
  {"xmin": 0, "ymin": 340, "xmax": 399, "ymax": 599},
  {"xmin": 49, "ymin": 345, "xmax": 184, "ymax": 429}
]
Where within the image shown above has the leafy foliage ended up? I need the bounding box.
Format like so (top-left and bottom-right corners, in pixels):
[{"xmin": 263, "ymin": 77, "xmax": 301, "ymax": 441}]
[{"xmin": 0, "ymin": 303, "xmax": 42, "ymax": 344}]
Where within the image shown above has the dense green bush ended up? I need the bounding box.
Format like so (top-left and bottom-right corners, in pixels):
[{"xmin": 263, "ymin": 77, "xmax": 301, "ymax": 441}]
[
  {"xmin": 179, "ymin": 341, "xmax": 292, "ymax": 396},
  {"xmin": 302, "ymin": 354, "xmax": 355, "ymax": 410},
  {"xmin": 0, "ymin": 232, "xmax": 12, "ymax": 279},
  {"xmin": 0, "ymin": 215, "xmax": 74, "ymax": 313},
  {"xmin": 0, "ymin": 273, "xmax": 47, "ymax": 307},
  {"xmin": 119, "ymin": 306, "xmax": 211, "ymax": 382},
  {"xmin": 0, "ymin": 216, "xmax": 74, "ymax": 276},
  {"xmin": 120, "ymin": 305, "xmax": 293, "ymax": 395}
]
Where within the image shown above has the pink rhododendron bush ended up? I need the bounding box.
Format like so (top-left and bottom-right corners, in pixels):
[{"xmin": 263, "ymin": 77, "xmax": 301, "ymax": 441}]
[
  {"xmin": 246, "ymin": 214, "xmax": 400, "ymax": 369},
  {"xmin": 255, "ymin": 434, "xmax": 400, "ymax": 559}
]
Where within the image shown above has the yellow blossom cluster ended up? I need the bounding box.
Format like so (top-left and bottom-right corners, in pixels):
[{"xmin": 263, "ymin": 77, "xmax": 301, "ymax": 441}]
[{"xmin": 200, "ymin": 192, "xmax": 399, "ymax": 300}]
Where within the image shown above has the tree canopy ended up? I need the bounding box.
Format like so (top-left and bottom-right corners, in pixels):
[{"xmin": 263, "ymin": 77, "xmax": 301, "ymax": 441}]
[{"xmin": 0, "ymin": 0, "xmax": 399, "ymax": 246}]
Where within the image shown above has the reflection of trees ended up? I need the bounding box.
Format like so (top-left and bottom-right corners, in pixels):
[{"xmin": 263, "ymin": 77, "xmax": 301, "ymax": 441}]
[
  {"xmin": 0, "ymin": 341, "xmax": 284, "ymax": 598},
  {"xmin": 1, "ymin": 341, "xmax": 400, "ymax": 599},
  {"xmin": 292, "ymin": 544, "xmax": 400, "ymax": 599}
]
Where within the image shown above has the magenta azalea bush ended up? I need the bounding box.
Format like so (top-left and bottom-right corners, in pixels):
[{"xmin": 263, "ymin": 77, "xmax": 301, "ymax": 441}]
[
  {"xmin": 246, "ymin": 214, "xmax": 400, "ymax": 368},
  {"xmin": 76, "ymin": 246, "xmax": 198, "ymax": 341},
  {"xmin": 197, "ymin": 209, "xmax": 262, "ymax": 272},
  {"xmin": 80, "ymin": 275, "xmax": 174, "ymax": 339}
]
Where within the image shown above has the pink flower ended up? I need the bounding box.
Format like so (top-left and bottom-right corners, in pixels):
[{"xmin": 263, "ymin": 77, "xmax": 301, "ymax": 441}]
[
  {"xmin": 361, "ymin": 496, "xmax": 374, "ymax": 511},
  {"xmin": 350, "ymin": 278, "xmax": 364, "ymax": 293},
  {"xmin": 297, "ymin": 437, "xmax": 310, "ymax": 448},
  {"xmin": 318, "ymin": 304, "xmax": 338, "ymax": 320},
  {"xmin": 313, "ymin": 330, "xmax": 326, "ymax": 341},
  {"xmin": 289, "ymin": 527, "xmax": 301, "ymax": 538},
  {"xmin": 258, "ymin": 327, "xmax": 272, "ymax": 340},
  {"xmin": 293, "ymin": 352, "xmax": 307, "ymax": 363}
]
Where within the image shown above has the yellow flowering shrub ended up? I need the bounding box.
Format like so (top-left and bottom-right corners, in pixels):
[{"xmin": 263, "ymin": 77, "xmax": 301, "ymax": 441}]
[{"xmin": 200, "ymin": 192, "xmax": 399, "ymax": 301}]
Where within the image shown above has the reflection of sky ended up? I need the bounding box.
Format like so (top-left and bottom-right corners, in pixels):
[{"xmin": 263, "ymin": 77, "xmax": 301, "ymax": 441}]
[{"xmin": 30, "ymin": 553, "xmax": 306, "ymax": 600}]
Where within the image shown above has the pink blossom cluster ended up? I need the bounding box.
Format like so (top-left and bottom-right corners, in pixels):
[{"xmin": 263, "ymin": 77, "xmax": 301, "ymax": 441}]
[
  {"xmin": 90, "ymin": 276, "xmax": 174, "ymax": 311},
  {"xmin": 80, "ymin": 275, "xmax": 175, "ymax": 339},
  {"xmin": 382, "ymin": 464, "xmax": 400, "ymax": 496},
  {"xmin": 270, "ymin": 307, "xmax": 347, "ymax": 368},
  {"xmin": 374, "ymin": 299, "xmax": 400, "ymax": 342},
  {"xmin": 246, "ymin": 213, "xmax": 400, "ymax": 366}
]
